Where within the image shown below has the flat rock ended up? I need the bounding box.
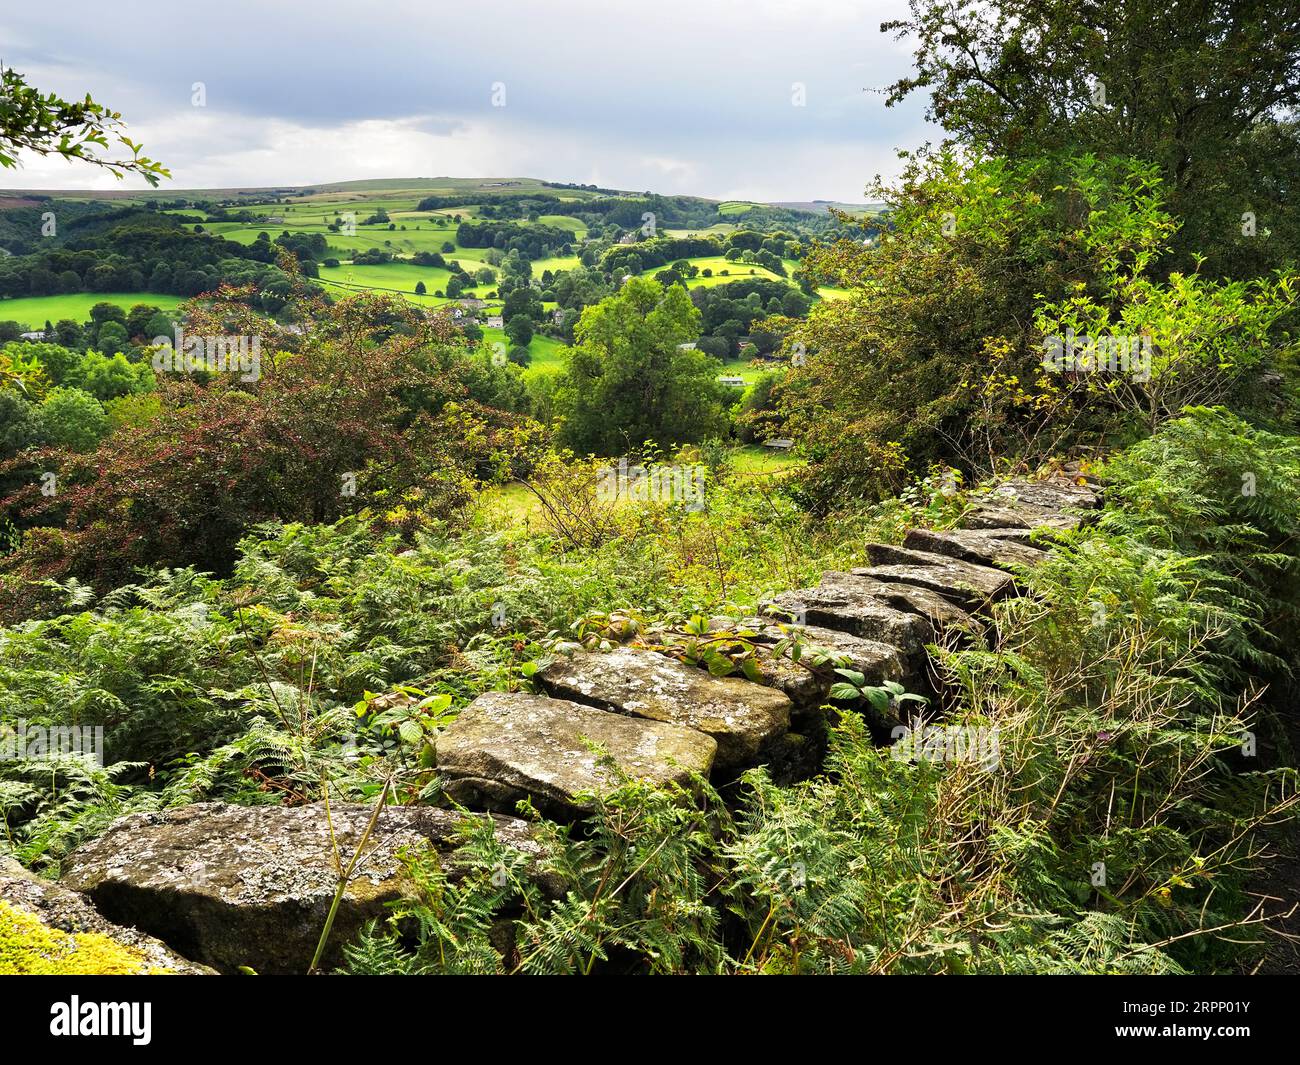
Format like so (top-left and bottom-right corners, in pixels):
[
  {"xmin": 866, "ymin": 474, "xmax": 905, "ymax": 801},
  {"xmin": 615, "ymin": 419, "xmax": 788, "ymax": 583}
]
[
  {"xmin": 959, "ymin": 503, "xmax": 1082, "ymax": 531},
  {"xmin": 435, "ymin": 691, "xmax": 716, "ymax": 815},
  {"xmin": 855, "ymin": 545, "xmax": 1016, "ymax": 607},
  {"xmin": 903, "ymin": 527, "xmax": 1048, "ymax": 569},
  {"xmin": 1, "ymin": 856, "xmax": 214, "ymax": 975},
  {"xmin": 960, "ymin": 477, "xmax": 1098, "ymax": 531},
  {"xmin": 763, "ymin": 584, "xmax": 936, "ymax": 655},
  {"xmin": 537, "ymin": 647, "xmax": 790, "ymax": 769},
  {"xmin": 993, "ymin": 477, "xmax": 1099, "ymax": 511},
  {"xmin": 60, "ymin": 802, "xmax": 543, "ymax": 975},
  {"xmin": 820, "ymin": 570, "xmax": 979, "ymax": 630}
]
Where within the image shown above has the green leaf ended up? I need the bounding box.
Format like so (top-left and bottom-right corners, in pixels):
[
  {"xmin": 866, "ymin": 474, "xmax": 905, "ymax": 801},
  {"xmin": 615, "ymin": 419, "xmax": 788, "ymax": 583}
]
[
  {"xmin": 705, "ymin": 652, "xmax": 736, "ymax": 677},
  {"xmin": 865, "ymin": 688, "xmax": 891, "ymax": 712},
  {"xmin": 828, "ymin": 682, "xmax": 862, "ymax": 700}
]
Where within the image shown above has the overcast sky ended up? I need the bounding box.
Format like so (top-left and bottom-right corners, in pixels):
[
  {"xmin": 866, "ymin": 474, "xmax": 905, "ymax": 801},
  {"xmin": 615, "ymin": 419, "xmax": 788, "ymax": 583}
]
[{"xmin": 1, "ymin": 0, "xmax": 934, "ymax": 202}]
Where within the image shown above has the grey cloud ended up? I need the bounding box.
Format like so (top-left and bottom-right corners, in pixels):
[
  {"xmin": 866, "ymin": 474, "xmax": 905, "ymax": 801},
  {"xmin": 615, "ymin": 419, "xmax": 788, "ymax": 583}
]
[{"xmin": 0, "ymin": 0, "xmax": 933, "ymax": 201}]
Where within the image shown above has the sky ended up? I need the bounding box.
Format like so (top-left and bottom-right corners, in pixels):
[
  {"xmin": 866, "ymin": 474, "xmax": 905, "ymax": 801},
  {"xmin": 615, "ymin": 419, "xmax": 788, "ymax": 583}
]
[{"xmin": 0, "ymin": 0, "xmax": 935, "ymax": 203}]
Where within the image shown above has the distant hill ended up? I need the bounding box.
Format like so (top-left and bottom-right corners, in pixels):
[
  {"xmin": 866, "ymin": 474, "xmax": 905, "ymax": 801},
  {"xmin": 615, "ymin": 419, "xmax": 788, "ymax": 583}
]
[
  {"xmin": 769, "ymin": 200, "xmax": 884, "ymax": 216},
  {"xmin": 0, "ymin": 178, "xmax": 867, "ymax": 218},
  {"xmin": 0, "ymin": 177, "xmax": 603, "ymax": 206}
]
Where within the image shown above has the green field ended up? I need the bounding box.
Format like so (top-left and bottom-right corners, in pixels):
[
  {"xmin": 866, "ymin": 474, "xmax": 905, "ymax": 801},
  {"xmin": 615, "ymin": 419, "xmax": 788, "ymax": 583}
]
[
  {"xmin": 538, "ymin": 215, "xmax": 587, "ymax": 235},
  {"xmin": 479, "ymin": 327, "xmax": 569, "ymax": 373},
  {"xmin": 175, "ymin": 178, "xmax": 594, "ymax": 264},
  {"xmin": 632, "ymin": 254, "xmax": 847, "ymax": 301},
  {"xmin": 202, "ymin": 210, "xmax": 580, "ymax": 269},
  {"xmin": 718, "ymin": 201, "xmax": 764, "ymax": 216},
  {"xmin": 0, "ymin": 292, "xmax": 185, "ymax": 330},
  {"xmin": 638, "ymin": 256, "xmax": 786, "ymax": 287},
  {"xmin": 716, "ymin": 359, "xmax": 777, "ymax": 385},
  {"xmin": 473, "ymin": 480, "xmax": 540, "ymax": 528},
  {"xmin": 316, "ymin": 261, "xmax": 498, "ymax": 304},
  {"xmin": 204, "ymin": 215, "xmax": 472, "ymax": 260},
  {"xmin": 530, "ymin": 254, "xmax": 582, "ymax": 275},
  {"xmin": 141, "ymin": 181, "xmax": 844, "ymax": 313}
]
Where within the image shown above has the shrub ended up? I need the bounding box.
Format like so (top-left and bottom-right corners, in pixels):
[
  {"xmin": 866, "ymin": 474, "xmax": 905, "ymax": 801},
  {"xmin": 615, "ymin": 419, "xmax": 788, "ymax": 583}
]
[
  {"xmin": 37, "ymin": 388, "xmax": 108, "ymax": 452},
  {"xmin": 0, "ymin": 292, "xmax": 539, "ymax": 598}
]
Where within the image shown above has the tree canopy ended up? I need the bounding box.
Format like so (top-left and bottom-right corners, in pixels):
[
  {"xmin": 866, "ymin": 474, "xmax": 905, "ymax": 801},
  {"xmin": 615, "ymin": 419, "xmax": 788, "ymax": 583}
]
[
  {"xmin": 555, "ymin": 278, "xmax": 728, "ymax": 455},
  {"xmin": 882, "ymin": 0, "xmax": 1300, "ymax": 275}
]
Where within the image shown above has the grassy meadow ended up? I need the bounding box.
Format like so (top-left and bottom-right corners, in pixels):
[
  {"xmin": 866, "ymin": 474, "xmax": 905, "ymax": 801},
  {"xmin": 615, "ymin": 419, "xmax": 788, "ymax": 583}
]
[{"xmin": 0, "ymin": 291, "xmax": 184, "ymax": 330}]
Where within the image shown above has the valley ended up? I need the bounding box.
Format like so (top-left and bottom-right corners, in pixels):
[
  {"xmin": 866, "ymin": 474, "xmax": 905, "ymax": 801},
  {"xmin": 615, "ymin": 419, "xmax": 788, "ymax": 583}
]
[{"xmin": 0, "ymin": 176, "xmax": 864, "ymax": 388}]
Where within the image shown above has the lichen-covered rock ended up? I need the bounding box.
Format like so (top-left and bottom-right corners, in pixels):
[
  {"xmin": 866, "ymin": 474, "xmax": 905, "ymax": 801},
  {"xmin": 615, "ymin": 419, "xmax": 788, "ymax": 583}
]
[
  {"xmin": 819, "ymin": 571, "xmax": 979, "ymax": 631},
  {"xmin": 763, "ymin": 584, "xmax": 936, "ymax": 654},
  {"xmin": 959, "ymin": 477, "xmax": 1098, "ymax": 531},
  {"xmin": 436, "ymin": 691, "xmax": 716, "ymax": 816},
  {"xmin": 993, "ymin": 477, "xmax": 1099, "ymax": 511},
  {"xmin": 959, "ymin": 502, "xmax": 1083, "ymax": 531},
  {"xmin": 538, "ymin": 647, "xmax": 790, "ymax": 768},
  {"xmin": 1, "ymin": 856, "xmax": 213, "ymax": 974},
  {"xmin": 60, "ymin": 802, "xmax": 542, "ymax": 975},
  {"xmin": 903, "ymin": 527, "xmax": 1048, "ymax": 569},
  {"xmin": 855, "ymin": 546, "xmax": 1017, "ymax": 608}
]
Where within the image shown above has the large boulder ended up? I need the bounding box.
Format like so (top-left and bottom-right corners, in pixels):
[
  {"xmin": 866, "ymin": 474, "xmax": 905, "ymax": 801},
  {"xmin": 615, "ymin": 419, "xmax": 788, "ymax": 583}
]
[
  {"xmin": 60, "ymin": 802, "xmax": 543, "ymax": 975},
  {"xmin": 1, "ymin": 856, "xmax": 212, "ymax": 974},
  {"xmin": 435, "ymin": 691, "xmax": 717, "ymax": 816},
  {"xmin": 537, "ymin": 647, "xmax": 791, "ymax": 769}
]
